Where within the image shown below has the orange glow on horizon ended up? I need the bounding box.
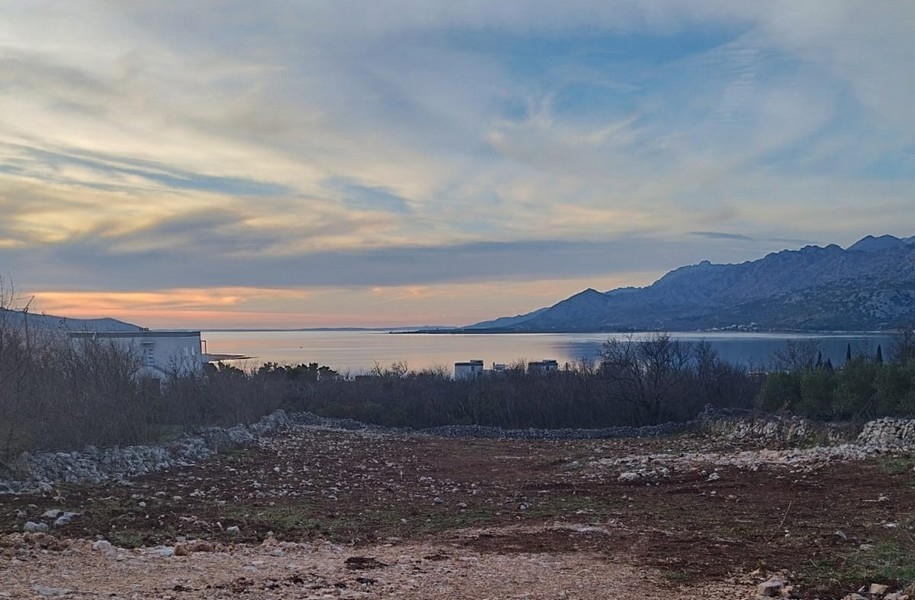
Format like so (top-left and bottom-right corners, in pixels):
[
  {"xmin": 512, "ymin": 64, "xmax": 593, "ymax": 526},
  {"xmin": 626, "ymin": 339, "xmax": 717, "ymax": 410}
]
[{"xmin": 31, "ymin": 273, "xmax": 660, "ymax": 329}]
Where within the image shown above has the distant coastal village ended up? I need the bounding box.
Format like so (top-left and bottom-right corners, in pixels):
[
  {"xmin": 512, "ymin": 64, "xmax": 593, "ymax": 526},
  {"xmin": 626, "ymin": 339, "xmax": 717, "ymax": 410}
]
[{"xmin": 454, "ymin": 358, "xmax": 558, "ymax": 379}]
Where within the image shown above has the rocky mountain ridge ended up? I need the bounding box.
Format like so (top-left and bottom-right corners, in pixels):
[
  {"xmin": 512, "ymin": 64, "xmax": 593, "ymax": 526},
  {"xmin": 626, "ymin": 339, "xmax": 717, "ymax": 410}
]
[{"xmin": 466, "ymin": 235, "xmax": 915, "ymax": 332}]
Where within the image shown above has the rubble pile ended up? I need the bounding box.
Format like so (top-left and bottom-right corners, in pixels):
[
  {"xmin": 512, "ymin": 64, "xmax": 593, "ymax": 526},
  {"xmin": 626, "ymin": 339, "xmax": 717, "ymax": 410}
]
[{"xmin": 0, "ymin": 410, "xmax": 289, "ymax": 494}]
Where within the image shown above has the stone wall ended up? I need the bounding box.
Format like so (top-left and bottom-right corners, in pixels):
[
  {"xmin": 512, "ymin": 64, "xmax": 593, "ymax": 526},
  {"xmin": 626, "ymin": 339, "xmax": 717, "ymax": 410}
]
[
  {"xmin": 857, "ymin": 417, "xmax": 915, "ymax": 447},
  {"xmin": 699, "ymin": 414, "xmax": 915, "ymax": 449},
  {"xmin": 699, "ymin": 414, "xmax": 861, "ymax": 446},
  {"xmin": 0, "ymin": 410, "xmax": 289, "ymax": 494}
]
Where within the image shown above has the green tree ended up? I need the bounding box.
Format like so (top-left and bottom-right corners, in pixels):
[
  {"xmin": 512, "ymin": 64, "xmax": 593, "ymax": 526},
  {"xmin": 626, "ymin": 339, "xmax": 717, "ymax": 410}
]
[
  {"xmin": 891, "ymin": 326, "xmax": 915, "ymax": 363},
  {"xmin": 797, "ymin": 369, "xmax": 836, "ymax": 418},
  {"xmin": 832, "ymin": 358, "xmax": 878, "ymax": 419},
  {"xmin": 873, "ymin": 363, "xmax": 911, "ymax": 415},
  {"xmin": 757, "ymin": 372, "xmax": 802, "ymax": 413}
]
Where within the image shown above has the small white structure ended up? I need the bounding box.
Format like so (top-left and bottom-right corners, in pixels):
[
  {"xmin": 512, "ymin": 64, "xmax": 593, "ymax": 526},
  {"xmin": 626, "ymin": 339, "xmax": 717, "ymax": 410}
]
[
  {"xmin": 454, "ymin": 359, "xmax": 485, "ymax": 380},
  {"xmin": 69, "ymin": 330, "xmax": 204, "ymax": 381},
  {"xmin": 527, "ymin": 359, "xmax": 559, "ymax": 374}
]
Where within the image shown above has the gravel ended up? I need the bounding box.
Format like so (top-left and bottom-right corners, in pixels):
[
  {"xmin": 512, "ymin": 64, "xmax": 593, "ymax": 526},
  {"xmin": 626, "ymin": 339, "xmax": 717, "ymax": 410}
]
[{"xmin": 3, "ymin": 408, "xmax": 913, "ymax": 494}]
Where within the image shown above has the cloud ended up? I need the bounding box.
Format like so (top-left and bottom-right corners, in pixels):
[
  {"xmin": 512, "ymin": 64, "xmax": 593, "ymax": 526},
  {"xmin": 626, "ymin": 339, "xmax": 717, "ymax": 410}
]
[
  {"xmin": 690, "ymin": 231, "xmax": 814, "ymax": 247},
  {"xmin": 5, "ymin": 144, "xmax": 292, "ymax": 196},
  {"xmin": 690, "ymin": 231, "xmax": 755, "ymax": 242},
  {"xmin": 1, "ymin": 1, "xmax": 914, "ymax": 326},
  {"xmin": 2, "ymin": 232, "xmax": 791, "ymax": 294},
  {"xmin": 329, "ymin": 177, "xmax": 413, "ymax": 215}
]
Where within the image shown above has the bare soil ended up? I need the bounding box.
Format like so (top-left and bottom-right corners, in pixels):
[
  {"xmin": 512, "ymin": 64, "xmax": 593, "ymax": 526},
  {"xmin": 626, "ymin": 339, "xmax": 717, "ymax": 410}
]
[{"xmin": 2, "ymin": 427, "xmax": 914, "ymax": 599}]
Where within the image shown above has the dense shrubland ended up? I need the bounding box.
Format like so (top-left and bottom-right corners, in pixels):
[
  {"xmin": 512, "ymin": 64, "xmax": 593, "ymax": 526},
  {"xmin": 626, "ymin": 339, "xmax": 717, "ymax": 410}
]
[
  {"xmin": 0, "ymin": 320, "xmax": 290, "ymax": 466},
  {"xmin": 282, "ymin": 335, "xmax": 760, "ymax": 429},
  {"xmin": 757, "ymin": 332, "xmax": 915, "ymax": 419},
  {"xmin": 3, "ymin": 302, "xmax": 915, "ymax": 463}
]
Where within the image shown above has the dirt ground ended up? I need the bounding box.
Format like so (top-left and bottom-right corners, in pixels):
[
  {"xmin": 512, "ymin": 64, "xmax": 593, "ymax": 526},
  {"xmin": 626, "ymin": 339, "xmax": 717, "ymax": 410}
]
[{"xmin": 2, "ymin": 427, "xmax": 914, "ymax": 599}]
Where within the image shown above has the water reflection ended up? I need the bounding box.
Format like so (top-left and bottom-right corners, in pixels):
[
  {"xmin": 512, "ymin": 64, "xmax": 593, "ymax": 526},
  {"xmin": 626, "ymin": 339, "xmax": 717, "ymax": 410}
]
[
  {"xmin": 557, "ymin": 334, "xmax": 893, "ymax": 370},
  {"xmin": 202, "ymin": 330, "xmax": 896, "ymax": 374}
]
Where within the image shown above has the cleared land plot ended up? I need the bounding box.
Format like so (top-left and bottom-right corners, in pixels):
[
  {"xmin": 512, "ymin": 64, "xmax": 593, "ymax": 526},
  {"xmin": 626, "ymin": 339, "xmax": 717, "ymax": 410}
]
[{"xmin": 2, "ymin": 428, "xmax": 914, "ymax": 598}]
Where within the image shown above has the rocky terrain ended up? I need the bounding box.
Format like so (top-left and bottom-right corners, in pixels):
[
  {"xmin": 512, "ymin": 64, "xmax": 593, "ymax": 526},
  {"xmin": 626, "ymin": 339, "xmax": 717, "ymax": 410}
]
[
  {"xmin": 465, "ymin": 234, "xmax": 915, "ymax": 331},
  {"xmin": 1, "ymin": 414, "xmax": 914, "ymax": 599}
]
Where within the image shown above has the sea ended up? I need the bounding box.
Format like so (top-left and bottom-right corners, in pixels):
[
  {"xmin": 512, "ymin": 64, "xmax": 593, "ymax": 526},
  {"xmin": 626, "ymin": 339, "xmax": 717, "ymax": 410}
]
[{"xmin": 201, "ymin": 330, "xmax": 896, "ymax": 375}]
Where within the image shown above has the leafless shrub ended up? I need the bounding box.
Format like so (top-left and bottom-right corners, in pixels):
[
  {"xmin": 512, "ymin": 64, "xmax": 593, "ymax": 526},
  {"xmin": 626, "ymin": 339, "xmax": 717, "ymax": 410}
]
[{"xmin": 598, "ymin": 333, "xmax": 693, "ymax": 425}]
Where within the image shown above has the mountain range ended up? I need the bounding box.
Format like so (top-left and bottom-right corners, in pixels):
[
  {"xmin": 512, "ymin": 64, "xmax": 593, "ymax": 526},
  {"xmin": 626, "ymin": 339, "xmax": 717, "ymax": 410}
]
[{"xmin": 465, "ymin": 235, "xmax": 915, "ymax": 332}]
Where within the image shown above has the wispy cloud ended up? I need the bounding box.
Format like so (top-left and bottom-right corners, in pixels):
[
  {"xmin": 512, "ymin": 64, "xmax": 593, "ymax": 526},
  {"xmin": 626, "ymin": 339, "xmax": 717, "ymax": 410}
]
[{"xmin": 1, "ymin": 1, "xmax": 913, "ymax": 326}]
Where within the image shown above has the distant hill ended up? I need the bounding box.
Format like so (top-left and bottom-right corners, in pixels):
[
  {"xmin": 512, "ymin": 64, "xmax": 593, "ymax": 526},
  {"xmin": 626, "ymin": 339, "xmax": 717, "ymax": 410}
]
[
  {"xmin": 465, "ymin": 235, "xmax": 915, "ymax": 332},
  {"xmin": 0, "ymin": 308, "xmax": 142, "ymax": 332},
  {"xmin": 466, "ymin": 306, "xmax": 551, "ymax": 330}
]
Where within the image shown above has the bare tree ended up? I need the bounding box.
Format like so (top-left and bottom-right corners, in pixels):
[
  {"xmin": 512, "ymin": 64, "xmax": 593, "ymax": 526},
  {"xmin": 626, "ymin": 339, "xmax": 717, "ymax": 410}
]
[
  {"xmin": 771, "ymin": 339, "xmax": 821, "ymax": 371},
  {"xmin": 599, "ymin": 333, "xmax": 693, "ymax": 425}
]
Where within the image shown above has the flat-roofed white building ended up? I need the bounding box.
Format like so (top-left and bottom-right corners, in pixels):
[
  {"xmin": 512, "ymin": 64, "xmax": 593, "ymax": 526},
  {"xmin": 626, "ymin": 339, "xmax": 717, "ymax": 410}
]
[
  {"xmin": 527, "ymin": 359, "xmax": 559, "ymax": 374},
  {"xmin": 69, "ymin": 330, "xmax": 204, "ymax": 380},
  {"xmin": 454, "ymin": 359, "xmax": 485, "ymax": 380}
]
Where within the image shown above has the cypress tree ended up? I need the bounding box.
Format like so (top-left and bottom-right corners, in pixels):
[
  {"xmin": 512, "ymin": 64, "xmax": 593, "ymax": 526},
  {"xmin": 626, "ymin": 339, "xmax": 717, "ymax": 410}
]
[{"xmin": 876, "ymin": 345, "xmax": 883, "ymax": 364}]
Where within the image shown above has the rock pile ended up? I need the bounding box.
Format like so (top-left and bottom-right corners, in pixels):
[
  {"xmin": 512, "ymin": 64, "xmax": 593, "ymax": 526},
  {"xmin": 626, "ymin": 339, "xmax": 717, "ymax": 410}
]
[
  {"xmin": 0, "ymin": 410, "xmax": 289, "ymax": 494},
  {"xmin": 700, "ymin": 413, "xmax": 859, "ymax": 446},
  {"xmin": 592, "ymin": 417, "xmax": 915, "ymax": 482},
  {"xmin": 858, "ymin": 417, "xmax": 915, "ymax": 448},
  {"xmin": 603, "ymin": 443, "xmax": 881, "ymax": 482}
]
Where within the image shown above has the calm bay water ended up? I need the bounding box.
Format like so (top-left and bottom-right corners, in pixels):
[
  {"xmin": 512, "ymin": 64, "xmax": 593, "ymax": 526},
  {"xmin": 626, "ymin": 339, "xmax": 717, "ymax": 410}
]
[{"xmin": 202, "ymin": 330, "xmax": 895, "ymax": 375}]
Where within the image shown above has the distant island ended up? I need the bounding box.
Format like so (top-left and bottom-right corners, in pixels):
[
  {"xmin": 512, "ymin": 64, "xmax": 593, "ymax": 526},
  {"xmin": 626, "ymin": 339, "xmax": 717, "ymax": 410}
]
[{"xmin": 421, "ymin": 234, "xmax": 915, "ymax": 333}]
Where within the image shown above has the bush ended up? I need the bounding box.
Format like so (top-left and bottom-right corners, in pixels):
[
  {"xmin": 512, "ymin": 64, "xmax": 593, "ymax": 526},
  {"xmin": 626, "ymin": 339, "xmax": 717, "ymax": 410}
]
[
  {"xmin": 0, "ymin": 318, "xmax": 290, "ymax": 462},
  {"xmin": 0, "ymin": 319, "xmax": 149, "ymax": 459},
  {"xmin": 754, "ymin": 329, "xmax": 915, "ymax": 421},
  {"xmin": 757, "ymin": 372, "xmax": 800, "ymax": 413}
]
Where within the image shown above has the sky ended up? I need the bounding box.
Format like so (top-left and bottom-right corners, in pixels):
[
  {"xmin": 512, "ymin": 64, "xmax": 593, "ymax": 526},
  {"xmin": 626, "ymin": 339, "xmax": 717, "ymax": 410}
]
[{"xmin": 1, "ymin": 1, "xmax": 914, "ymax": 329}]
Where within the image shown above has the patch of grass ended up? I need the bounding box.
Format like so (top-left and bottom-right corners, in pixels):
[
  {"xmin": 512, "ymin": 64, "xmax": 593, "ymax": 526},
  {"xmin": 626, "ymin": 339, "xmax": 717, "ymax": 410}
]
[
  {"xmin": 801, "ymin": 537, "xmax": 915, "ymax": 596},
  {"xmin": 662, "ymin": 570, "xmax": 692, "ymax": 583},
  {"xmin": 850, "ymin": 541, "xmax": 915, "ymax": 583},
  {"xmin": 878, "ymin": 454, "xmax": 915, "ymax": 477},
  {"xmin": 83, "ymin": 494, "xmax": 135, "ymax": 520},
  {"xmin": 412, "ymin": 507, "xmax": 501, "ymax": 536},
  {"xmin": 148, "ymin": 424, "xmax": 186, "ymax": 444},
  {"xmin": 222, "ymin": 501, "xmax": 511, "ymax": 544},
  {"xmin": 222, "ymin": 503, "xmax": 316, "ymax": 536},
  {"xmin": 107, "ymin": 530, "xmax": 144, "ymax": 548}
]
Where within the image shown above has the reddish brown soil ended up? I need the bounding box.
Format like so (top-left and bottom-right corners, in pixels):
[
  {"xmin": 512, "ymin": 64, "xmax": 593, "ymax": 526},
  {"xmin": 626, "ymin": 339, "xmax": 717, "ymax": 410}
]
[{"xmin": 2, "ymin": 428, "xmax": 914, "ymax": 598}]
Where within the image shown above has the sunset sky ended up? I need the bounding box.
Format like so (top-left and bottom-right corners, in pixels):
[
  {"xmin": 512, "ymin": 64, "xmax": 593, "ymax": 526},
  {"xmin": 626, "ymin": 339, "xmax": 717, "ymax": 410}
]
[{"xmin": 1, "ymin": 1, "xmax": 914, "ymax": 329}]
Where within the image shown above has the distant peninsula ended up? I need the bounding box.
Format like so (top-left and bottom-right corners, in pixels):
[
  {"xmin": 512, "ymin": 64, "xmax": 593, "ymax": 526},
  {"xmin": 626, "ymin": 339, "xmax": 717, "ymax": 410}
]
[{"xmin": 0, "ymin": 307, "xmax": 142, "ymax": 333}]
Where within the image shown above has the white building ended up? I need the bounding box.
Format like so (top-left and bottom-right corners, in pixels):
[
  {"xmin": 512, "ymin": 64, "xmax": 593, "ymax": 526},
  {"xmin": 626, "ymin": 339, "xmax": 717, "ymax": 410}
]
[
  {"xmin": 454, "ymin": 359, "xmax": 485, "ymax": 380},
  {"xmin": 69, "ymin": 330, "xmax": 205, "ymax": 381},
  {"xmin": 527, "ymin": 359, "xmax": 559, "ymax": 374}
]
